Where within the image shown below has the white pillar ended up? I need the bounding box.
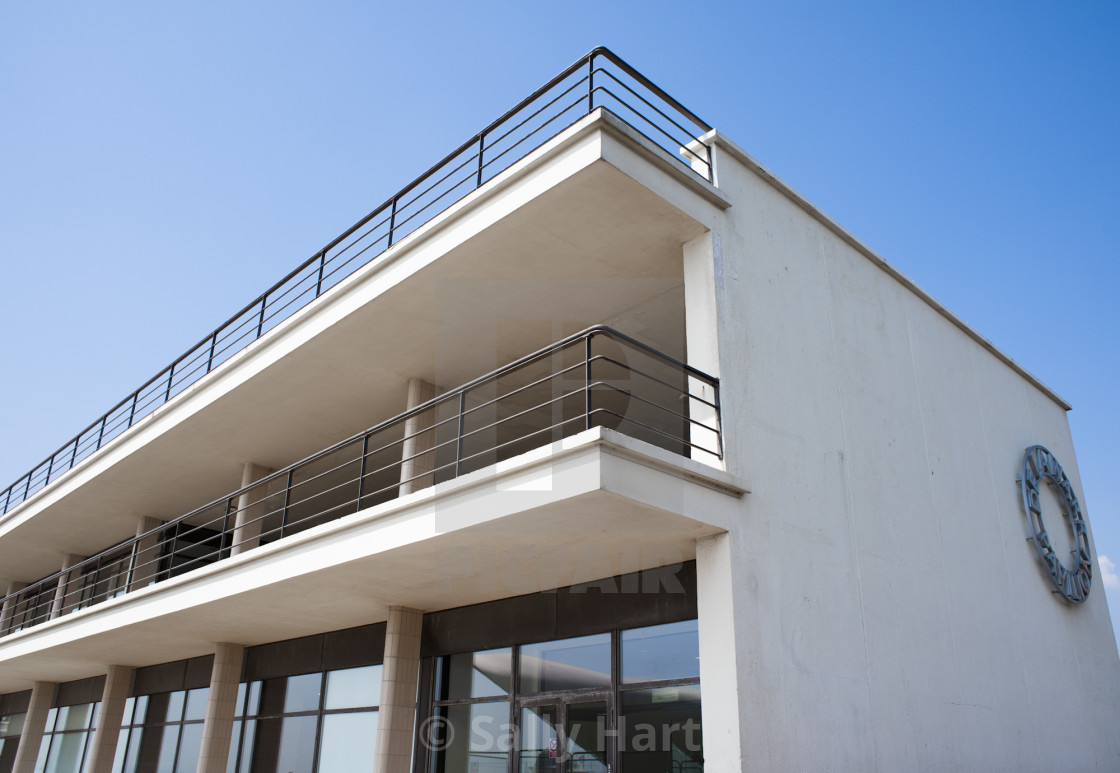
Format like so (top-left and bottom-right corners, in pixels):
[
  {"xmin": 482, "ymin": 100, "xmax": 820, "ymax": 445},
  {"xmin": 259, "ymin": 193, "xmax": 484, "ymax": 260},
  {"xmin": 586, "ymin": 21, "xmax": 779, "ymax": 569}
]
[
  {"xmin": 11, "ymin": 681, "xmax": 54, "ymax": 773},
  {"xmin": 373, "ymin": 606, "xmax": 423, "ymax": 773},
  {"xmin": 0, "ymin": 581, "xmax": 27, "ymax": 635},
  {"xmin": 400, "ymin": 379, "xmax": 439, "ymax": 496},
  {"xmin": 50, "ymin": 554, "xmax": 83, "ymax": 620},
  {"xmin": 85, "ymin": 665, "xmax": 132, "ymax": 773},
  {"xmin": 196, "ymin": 642, "xmax": 244, "ymax": 773},
  {"xmin": 231, "ymin": 463, "xmax": 275, "ymax": 556},
  {"xmin": 128, "ymin": 517, "xmax": 166, "ymax": 591},
  {"xmin": 696, "ymin": 534, "xmax": 748, "ymax": 772}
]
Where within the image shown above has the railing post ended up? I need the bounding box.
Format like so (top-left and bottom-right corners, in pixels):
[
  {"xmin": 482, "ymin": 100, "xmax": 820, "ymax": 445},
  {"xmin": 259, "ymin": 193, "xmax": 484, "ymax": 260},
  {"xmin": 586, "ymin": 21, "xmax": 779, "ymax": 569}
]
[
  {"xmin": 587, "ymin": 54, "xmax": 595, "ymax": 113},
  {"xmin": 44, "ymin": 456, "xmax": 54, "ymax": 486},
  {"xmin": 221, "ymin": 498, "xmax": 233, "ymax": 560},
  {"xmin": 388, "ymin": 198, "xmax": 398, "ymax": 247},
  {"xmin": 164, "ymin": 362, "xmax": 175, "ymax": 403},
  {"xmin": 24, "ymin": 473, "xmax": 32, "ymax": 500},
  {"xmin": 128, "ymin": 393, "xmax": 138, "ymax": 428},
  {"xmin": 356, "ymin": 435, "xmax": 369, "ymax": 513},
  {"xmin": 316, "ymin": 251, "xmax": 326, "ymax": 296},
  {"xmin": 714, "ymin": 381, "xmax": 724, "ymax": 459},
  {"xmin": 96, "ymin": 417, "xmax": 106, "ymax": 450},
  {"xmin": 455, "ymin": 391, "xmax": 466, "ymax": 476},
  {"xmin": 256, "ymin": 295, "xmax": 267, "ymax": 338},
  {"xmin": 279, "ymin": 469, "xmax": 294, "ymax": 539},
  {"xmin": 3, "ymin": 485, "xmax": 10, "ymax": 514},
  {"xmin": 69, "ymin": 438, "xmax": 78, "ymax": 471},
  {"xmin": 585, "ymin": 334, "xmax": 593, "ymax": 430},
  {"xmin": 207, "ymin": 331, "xmax": 218, "ymax": 374},
  {"xmin": 476, "ymin": 133, "xmax": 485, "ymax": 187}
]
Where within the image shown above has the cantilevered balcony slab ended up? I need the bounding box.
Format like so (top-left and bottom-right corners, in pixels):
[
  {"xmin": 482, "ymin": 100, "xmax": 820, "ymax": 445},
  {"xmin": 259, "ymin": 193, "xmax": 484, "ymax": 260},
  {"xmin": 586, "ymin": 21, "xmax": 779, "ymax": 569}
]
[
  {"xmin": 0, "ymin": 109, "xmax": 730, "ymax": 583},
  {"xmin": 0, "ymin": 428, "xmax": 745, "ymax": 692}
]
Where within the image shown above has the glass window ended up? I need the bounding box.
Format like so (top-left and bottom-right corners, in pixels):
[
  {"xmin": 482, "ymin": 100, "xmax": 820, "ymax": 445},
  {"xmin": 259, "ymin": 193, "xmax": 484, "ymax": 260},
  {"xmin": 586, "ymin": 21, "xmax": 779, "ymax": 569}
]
[
  {"xmin": 0, "ymin": 712, "xmax": 26, "ymax": 773},
  {"xmin": 428, "ymin": 618, "xmax": 703, "ymax": 773},
  {"xmin": 33, "ymin": 702, "xmax": 99, "ymax": 773},
  {"xmin": 232, "ymin": 665, "xmax": 384, "ymax": 773},
  {"xmin": 115, "ymin": 688, "xmax": 203, "ymax": 773},
  {"xmin": 619, "ymin": 686, "xmax": 702, "ymax": 772},
  {"xmin": 323, "ymin": 665, "xmax": 382, "ymax": 710},
  {"xmin": 621, "ymin": 620, "xmax": 700, "ymax": 683},
  {"xmin": 519, "ymin": 634, "xmax": 610, "ymax": 693},
  {"xmin": 177, "ymin": 724, "xmax": 204, "ymax": 773},
  {"xmin": 431, "ymin": 702, "xmax": 510, "ymax": 773},
  {"xmin": 318, "ymin": 712, "xmax": 378, "ymax": 771},
  {"xmin": 440, "ymin": 648, "xmax": 512, "ymax": 700},
  {"xmin": 183, "ymin": 688, "xmax": 209, "ymax": 722}
]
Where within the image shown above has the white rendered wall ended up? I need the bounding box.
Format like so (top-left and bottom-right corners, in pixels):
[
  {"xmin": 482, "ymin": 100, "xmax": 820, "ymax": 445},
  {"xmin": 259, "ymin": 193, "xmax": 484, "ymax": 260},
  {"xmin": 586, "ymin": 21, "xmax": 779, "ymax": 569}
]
[{"xmin": 689, "ymin": 136, "xmax": 1120, "ymax": 771}]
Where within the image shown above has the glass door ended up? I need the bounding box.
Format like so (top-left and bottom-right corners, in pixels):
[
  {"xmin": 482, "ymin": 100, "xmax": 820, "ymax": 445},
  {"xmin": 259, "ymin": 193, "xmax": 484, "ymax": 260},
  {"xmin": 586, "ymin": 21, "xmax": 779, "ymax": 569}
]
[{"xmin": 516, "ymin": 696, "xmax": 611, "ymax": 773}]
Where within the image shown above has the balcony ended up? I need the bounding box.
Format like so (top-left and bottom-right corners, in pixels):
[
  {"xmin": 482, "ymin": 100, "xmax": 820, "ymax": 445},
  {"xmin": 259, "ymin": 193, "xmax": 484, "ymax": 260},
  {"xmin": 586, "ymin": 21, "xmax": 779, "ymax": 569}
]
[
  {"xmin": 0, "ymin": 46, "xmax": 714, "ymax": 520},
  {"xmin": 0, "ymin": 327, "xmax": 722, "ymax": 641}
]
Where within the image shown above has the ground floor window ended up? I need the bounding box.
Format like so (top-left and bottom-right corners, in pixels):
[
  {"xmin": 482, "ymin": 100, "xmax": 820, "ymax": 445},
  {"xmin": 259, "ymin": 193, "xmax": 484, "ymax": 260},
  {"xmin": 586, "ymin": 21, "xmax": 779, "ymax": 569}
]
[
  {"xmin": 425, "ymin": 619, "xmax": 702, "ymax": 773},
  {"xmin": 34, "ymin": 701, "xmax": 100, "ymax": 773},
  {"xmin": 112, "ymin": 686, "xmax": 208, "ymax": 773},
  {"xmin": 0, "ymin": 710, "xmax": 25, "ymax": 773},
  {"xmin": 228, "ymin": 663, "xmax": 382, "ymax": 773}
]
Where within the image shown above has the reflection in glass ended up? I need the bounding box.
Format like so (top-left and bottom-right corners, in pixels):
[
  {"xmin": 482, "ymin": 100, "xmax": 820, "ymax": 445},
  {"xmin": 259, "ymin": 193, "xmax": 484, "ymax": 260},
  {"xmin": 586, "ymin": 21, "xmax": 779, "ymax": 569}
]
[
  {"xmin": 621, "ymin": 620, "xmax": 700, "ymax": 683},
  {"xmin": 619, "ymin": 686, "xmax": 702, "ymax": 773},
  {"xmin": 165, "ymin": 692, "xmax": 185, "ymax": 724},
  {"xmin": 176, "ymin": 724, "xmax": 203, "ymax": 773},
  {"xmin": 520, "ymin": 635, "xmax": 610, "ymax": 694},
  {"xmin": 155, "ymin": 725, "xmax": 179, "ymax": 773},
  {"xmin": 183, "ymin": 688, "xmax": 209, "ymax": 722},
  {"xmin": 519, "ymin": 705, "xmax": 558, "ymax": 773},
  {"xmin": 276, "ymin": 715, "xmax": 317, "ymax": 773},
  {"xmin": 324, "ymin": 665, "xmax": 382, "ymax": 710},
  {"xmin": 443, "ymin": 648, "xmax": 512, "ymax": 699},
  {"xmin": 433, "ymin": 702, "xmax": 509, "ymax": 773},
  {"xmin": 318, "ymin": 711, "xmax": 378, "ymax": 770},
  {"xmin": 42, "ymin": 731, "xmax": 86, "ymax": 773},
  {"xmin": 566, "ymin": 701, "xmax": 608, "ymax": 773}
]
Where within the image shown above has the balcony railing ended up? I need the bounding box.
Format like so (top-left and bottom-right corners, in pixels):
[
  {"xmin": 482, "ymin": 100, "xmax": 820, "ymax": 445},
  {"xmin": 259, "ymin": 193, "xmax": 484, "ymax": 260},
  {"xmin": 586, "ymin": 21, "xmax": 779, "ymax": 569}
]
[
  {"xmin": 0, "ymin": 47, "xmax": 714, "ymax": 517},
  {"xmin": 0, "ymin": 326, "xmax": 720, "ymax": 638}
]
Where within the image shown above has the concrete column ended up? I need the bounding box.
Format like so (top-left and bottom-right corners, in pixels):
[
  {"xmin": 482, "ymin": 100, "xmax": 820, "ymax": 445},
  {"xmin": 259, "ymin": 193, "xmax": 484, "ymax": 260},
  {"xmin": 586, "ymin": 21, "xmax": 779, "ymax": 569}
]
[
  {"xmin": 0, "ymin": 581, "xmax": 27, "ymax": 635},
  {"xmin": 128, "ymin": 517, "xmax": 166, "ymax": 591},
  {"xmin": 400, "ymin": 379, "xmax": 439, "ymax": 496},
  {"xmin": 373, "ymin": 606, "xmax": 423, "ymax": 773},
  {"xmin": 231, "ymin": 463, "xmax": 275, "ymax": 556},
  {"xmin": 50, "ymin": 554, "xmax": 84, "ymax": 620},
  {"xmin": 196, "ymin": 642, "xmax": 245, "ymax": 773},
  {"xmin": 11, "ymin": 681, "xmax": 55, "ymax": 773},
  {"xmin": 85, "ymin": 665, "xmax": 132, "ymax": 773},
  {"xmin": 683, "ymin": 231, "xmax": 726, "ymax": 466},
  {"xmin": 696, "ymin": 534, "xmax": 748, "ymax": 772}
]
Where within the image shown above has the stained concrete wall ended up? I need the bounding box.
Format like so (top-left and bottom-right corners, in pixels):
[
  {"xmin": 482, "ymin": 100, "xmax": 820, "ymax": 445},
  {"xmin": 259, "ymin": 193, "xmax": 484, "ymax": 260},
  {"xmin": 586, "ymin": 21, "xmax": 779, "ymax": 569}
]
[{"xmin": 697, "ymin": 134, "xmax": 1120, "ymax": 771}]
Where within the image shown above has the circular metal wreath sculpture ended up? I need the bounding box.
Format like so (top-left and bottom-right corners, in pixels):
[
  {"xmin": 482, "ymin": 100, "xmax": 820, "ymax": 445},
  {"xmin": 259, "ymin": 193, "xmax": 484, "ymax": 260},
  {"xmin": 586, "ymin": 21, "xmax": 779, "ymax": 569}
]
[{"xmin": 1019, "ymin": 445, "xmax": 1092, "ymax": 604}]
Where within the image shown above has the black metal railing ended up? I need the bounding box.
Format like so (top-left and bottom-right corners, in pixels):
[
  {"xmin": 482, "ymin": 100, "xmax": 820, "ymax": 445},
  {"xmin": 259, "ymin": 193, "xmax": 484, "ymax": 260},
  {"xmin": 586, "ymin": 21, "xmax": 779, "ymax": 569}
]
[
  {"xmin": 0, "ymin": 47, "xmax": 714, "ymax": 517},
  {"xmin": 0, "ymin": 326, "xmax": 721, "ymax": 637}
]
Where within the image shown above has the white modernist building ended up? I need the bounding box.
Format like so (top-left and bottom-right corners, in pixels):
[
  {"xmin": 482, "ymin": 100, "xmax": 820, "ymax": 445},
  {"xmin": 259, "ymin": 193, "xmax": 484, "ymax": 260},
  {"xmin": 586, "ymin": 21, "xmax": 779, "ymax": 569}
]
[{"xmin": 0, "ymin": 48, "xmax": 1117, "ymax": 773}]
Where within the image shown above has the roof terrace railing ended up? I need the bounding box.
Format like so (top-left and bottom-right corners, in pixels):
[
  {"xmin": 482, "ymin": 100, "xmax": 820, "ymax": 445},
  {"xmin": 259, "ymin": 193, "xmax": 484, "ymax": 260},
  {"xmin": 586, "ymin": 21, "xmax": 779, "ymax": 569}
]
[
  {"xmin": 0, "ymin": 326, "xmax": 721, "ymax": 638},
  {"xmin": 1, "ymin": 47, "xmax": 714, "ymax": 517}
]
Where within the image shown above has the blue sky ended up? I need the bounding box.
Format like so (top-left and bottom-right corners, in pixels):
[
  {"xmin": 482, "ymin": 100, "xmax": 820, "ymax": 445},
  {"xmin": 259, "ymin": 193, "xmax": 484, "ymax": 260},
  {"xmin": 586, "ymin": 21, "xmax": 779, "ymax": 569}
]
[{"xmin": 1, "ymin": 1, "xmax": 1118, "ymax": 640}]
